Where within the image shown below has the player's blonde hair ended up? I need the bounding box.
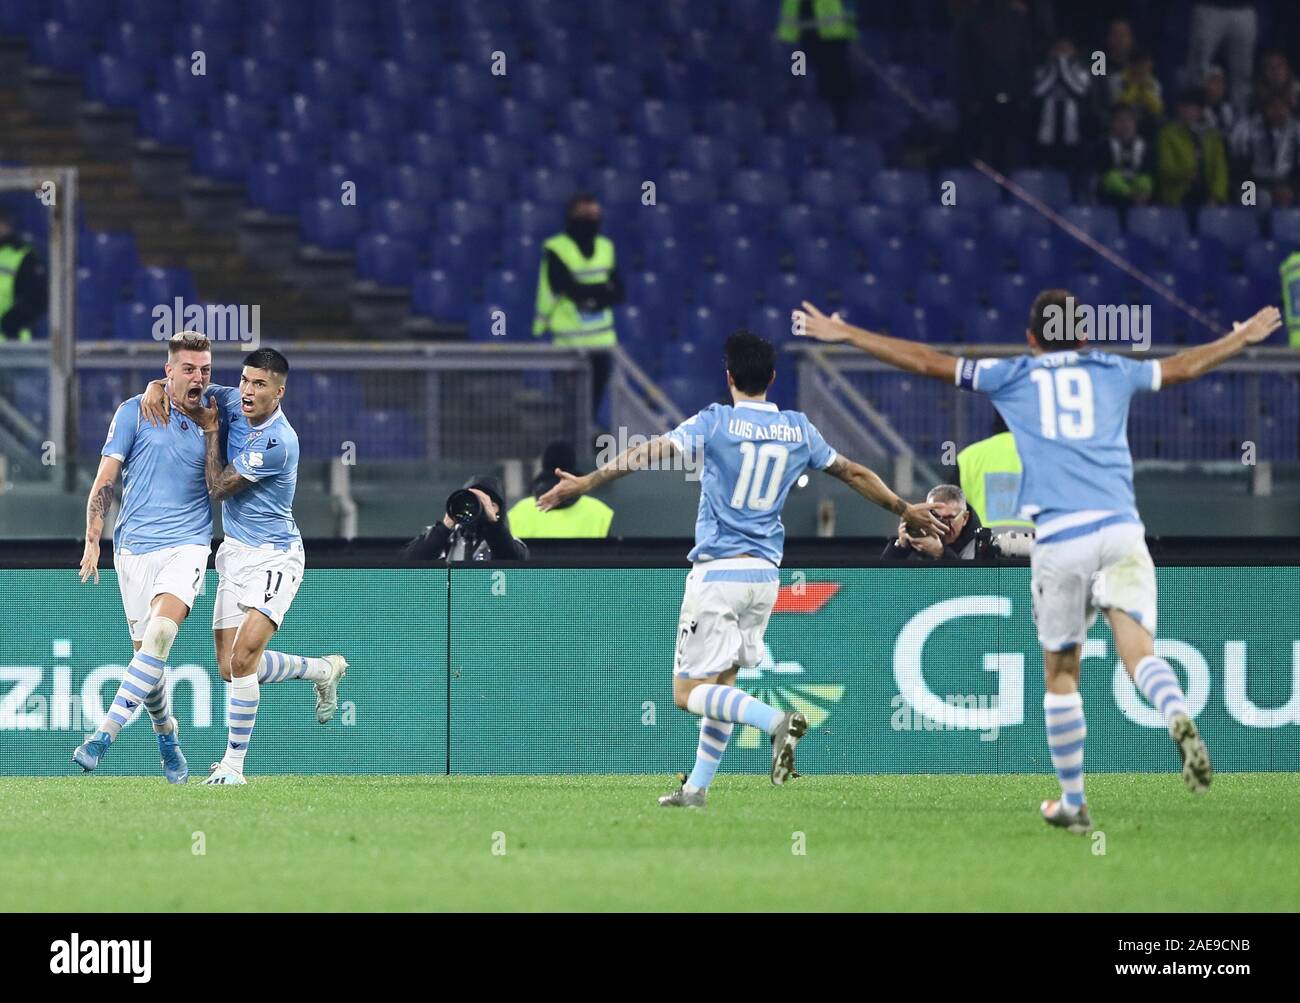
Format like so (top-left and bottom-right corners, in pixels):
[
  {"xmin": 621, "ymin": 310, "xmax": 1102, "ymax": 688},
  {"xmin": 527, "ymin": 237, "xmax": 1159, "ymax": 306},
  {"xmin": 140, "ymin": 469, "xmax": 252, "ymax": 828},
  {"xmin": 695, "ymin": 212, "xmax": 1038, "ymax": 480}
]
[{"xmin": 167, "ymin": 331, "xmax": 211, "ymax": 356}]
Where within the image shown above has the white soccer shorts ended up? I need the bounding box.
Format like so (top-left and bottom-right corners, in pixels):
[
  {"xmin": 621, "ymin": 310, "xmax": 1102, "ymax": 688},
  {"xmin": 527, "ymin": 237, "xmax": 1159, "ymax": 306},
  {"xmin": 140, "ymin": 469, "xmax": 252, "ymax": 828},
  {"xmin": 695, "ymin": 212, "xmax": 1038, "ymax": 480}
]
[
  {"xmin": 114, "ymin": 543, "xmax": 211, "ymax": 641},
  {"xmin": 213, "ymin": 538, "xmax": 305, "ymax": 631},
  {"xmin": 1030, "ymin": 520, "xmax": 1157, "ymax": 651},
  {"xmin": 673, "ymin": 556, "xmax": 780, "ymax": 680}
]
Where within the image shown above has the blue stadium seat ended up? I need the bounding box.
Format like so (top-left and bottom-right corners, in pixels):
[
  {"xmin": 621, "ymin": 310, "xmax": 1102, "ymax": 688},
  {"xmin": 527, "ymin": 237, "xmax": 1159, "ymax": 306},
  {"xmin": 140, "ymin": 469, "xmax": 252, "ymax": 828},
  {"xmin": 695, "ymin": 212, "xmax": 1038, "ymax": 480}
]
[
  {"xmin": 747, "ymin": 304, "xmax": 787, "ymax": 344},
  {"xmin": 86, "ymin": 54, "xmax": 146, "ymax": 108},
  {"xmin": 477, "ymin": 272, "xmax": 528, "ymax": 339},
  {"xmin": 1271, "ymin": 208, "xmax": 1300, "ymax": 245},
  {"xmin": 618, "ymin": 303, "xmax": 660, "ymax": 372},
  {"xmin": 989, "ymin": 273, "xmax": 1031, "ymax": 317},
  {"xmin": 534, "ymin": 134, "xmax": 587, "ymax": 170},
  {"xmin": 430, "ymin": 231, "xmax": 492, "ymax": 274},
  {"xmin": 840, "ymin": 273, "xmax": 891, "ymax": 323},
  {"xmin": 1062, "ymin": 205, "xmax": 1122, "ymax": 243},
  {"xmin": 76, "ymin": 268, "xmax": 112, "ymax": 340},
  {"xmin": 776, "ymin": 101, "xmax": 836, "ymax": 140},
  {"xmin": 80, "ymin": 230, "xmax": 138, "ymax": 293},
  {"xmin": 457, "ymin": 167, "xmax": 513, "ymax": 204},
  {"xmin": 226, "ymin": 57, "xmax": 290, "ymax": 100},
  {"xmin": 519, "ymin": 167, "xmax": 577, "ymax": 204},
  {"xmin": 435, "ymin": 200, "xmax": 498, "ymax": 236},
  {"xmin": 157, "ymin": 54, "xmax": 222, "ymax": 99},
  {"xmin": 312, "ymin": 162, "xmax": 378, "ymax": 202},
  {"xmin": 703, "ymin": 100, "xmax": 764, "ymax": 139},
  {"xmin": 1126, "ymin": 206, "xmax": 1190, "ymax": 248},
  {"xmin": 793, "ymin": 235, "xmax": 853, "ymax": 277},
  {"xmin": 888, "ymin": 303, "xmax": 952, "ymax": 343},
  {"xmin": 53, "ymin": 0, "xmax": 116, "ymax": 26},
  {"xmin": 299, "ymin": 198, "xmax": 364, "ymax": 251},
  {"xmin": 314, "ymin": 24, "xmax": 378, "ymax": 70},
  {"xmin": 633, "ymin": 99, "xmax": 692, "ymax": 144},
  {"xmin": 369, "ymin": 60, "xmax": 425, "ymax": 103},
  {"xmin": 1243, "ymin": 240, "xmax": 1284, "ymax": 283},
  {"xmin": 846, "ymin": 204, "xmax": 907, "ymax": 244},
  {"xmin": 120, "ymin": 0, "xmax": 180, "ymax": 25},
  {"xmin": 296, "ymin": 59, "xmax": 358, "ymax": 103},
  {"xmin": 729, "ymin": 169, "xmax": 790, "ymax": 207},
  {"xmin": 192, "ymin": 130, "xmax": 251, "ymax": 183},
  {"xmin": 133, "ymin": 266, "xmax": 198, "ymax": 306},
  {"xmin": 246, "ymin": 21, "xmax": 308, "ymax": 65},
  {"xmin": 280, "ymin": 93, "xmax": 339, "ymax": 134},
  {"xmin": 681, "ymin": 135, "xmax": 739, "ymax": 177},
  {"xmin": 29, "ymin": 21, "xmax": 92, "ymax": 72},
  {"xmin": 562, "ymin": 99, "xmax": 619, "ymax": 142},
  {"xmin": 944, "ymin": 168, "xmax": 1003, "ymax": 208},
  {"xmin": 209, "ymin": 92, "xmax": 272, "ymax": 136},
  {"xmin": 917, "ymin": 273, "xmax": 962, "ymax": 316},
  {"xmin": 799, "ymin": 169, "xmax": 861, "ymax": 210},
  {"xmin": 512, "ymin": 63, "xmax": 570, "ymax": 105},
  {"xmin": 660, "ymin": 169, "xmax": 717, "ymax": 207},
  {"xmin": 589, "ymin": 168, "xmax": 637, "ymax": 208},
  {"xmin": 501, "ymin": 234, "xmax": 540, "ymax": 277},
  {"xmin": 762, "ymin": 271, "xmax": 805, "ymax": 312},
  {"xmin": 1008, "ymin": 169, "xmax": 1070, "ymax": 206},
  {"xmin": 1015, "ymin": 235, "xmax": 1070, "ymax": 285},
  {"xmin": 1196, "ymin": 207, "xmax": 1260, "ymax": 249},
  {"xmin": 488, "ymin": 98, "xmax": 545, "ymax": 140},
  {"xmin": 643, "ymin": 236, "xmax": 694, "ymax": 287},
  {"xmin": 697, "ymin": 273, "xmax": 753, "ymax": 320},
  {"xmin": 743, "ymin": 135, "xmax": 801, "ymax": 176},
  {"xmin": 716, "ymin": 235, "xmax": 767, "ymax": 277},
  {"xmin": 819, "ymin": 136, "xmax": 884, "ymax": 177},
  {"xmin": 608, "ymin": 133, "xmax": 657, "ymax": 174},
  {"xmin": 348, "ymin": 94, "xmax": 407, "ymax": 136},
  {"xmin": 184, "ymin": 0, "xmax": 243, "ymax": 27},
  {"xmin": 411, "ymin": 269, "xmax": 464, "ymax": 323},
  {"xmin": 679, "ymin": 305, "xmax": 727, "ymax": 354},
  {"xmin": 1210, "ymin": 273, "xmax": 1261, "ymax": 327},
  {"xmin": 383, "ymin": 164, "xmax": 444, "ymax": 209},
  {"xmin": 247, "ymin": 162, "xmax": 304, "ymax": 215},
  {"xmin": 868, "ymin": 235, "xmax": 925, "ymax": 292},
  {"xmin": 174, "ymin": 23, "xmax": 237, "ymax": 62},
  {"xmin": 966, "ymin": 307, "xmax": 1010, "ymax": 343},
  {"xmin": 356, "ymin": 234, "xmax": 417, "ymax": 286},
  {"xmin": 399, "ymin": 132, "xmax": 460, "ymax": 171},
  {"xmin": 113, "ymin": 301, "xmax": 154, "ymax": 341},
  {"xmin": 1167, "ymin": 235, "xmax": 1228, "ymax": 285},
  {"xmin": 919, "ymin": 206, "xmax": 980, "ymax": 243},
  {"xmin": 988, "ymin": 205, "xmax": 1053, "ymax": 253},
  {"xmin": 367, "ymin": 199, "xmax": 432, "ymax": 241},
  {"xmin": 775, "ymin": 203, "xmax": 836, "ymax": 243},
  {"xmin": 414, "ymin": 97, "xmax": 476, "ymax": 137},
  {"xmin": 869, "ymin": 169, "xmax": 929, "ymax": 208}
]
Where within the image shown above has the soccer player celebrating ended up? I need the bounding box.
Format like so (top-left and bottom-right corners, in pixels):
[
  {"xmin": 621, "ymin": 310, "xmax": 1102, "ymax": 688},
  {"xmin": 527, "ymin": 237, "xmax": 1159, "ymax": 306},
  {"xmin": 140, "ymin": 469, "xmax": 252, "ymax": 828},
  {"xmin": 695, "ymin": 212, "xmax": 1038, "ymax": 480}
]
[
  {"xmin": 73, "ymin": 332, "xmax": 219, "ymax": 783},
  {"xmin": 538, "ymin": 331, "xmax": 944, "ymax": 807},
  {"xmin": 794, "ymin": 293, "xmax": 1283, "ymax": 833},
  {"xmin": 144, "ymin": 348, "xmax": 346, "ymax": 786}
]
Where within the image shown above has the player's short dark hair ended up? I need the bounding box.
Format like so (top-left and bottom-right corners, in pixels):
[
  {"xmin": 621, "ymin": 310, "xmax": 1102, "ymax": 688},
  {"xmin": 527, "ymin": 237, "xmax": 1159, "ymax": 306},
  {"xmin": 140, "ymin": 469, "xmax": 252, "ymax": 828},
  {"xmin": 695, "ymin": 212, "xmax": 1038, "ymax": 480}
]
[
  {"xmin": 243, "ymin": 347, "xmax": 289, "ymax": 380},
  {"xmin": 1029, "ymin": 288, "xmax": 1085, "ymax": 352},
  {"xmin": 725, "ymin": 330, "xmax": 776, "ymax": 395}
]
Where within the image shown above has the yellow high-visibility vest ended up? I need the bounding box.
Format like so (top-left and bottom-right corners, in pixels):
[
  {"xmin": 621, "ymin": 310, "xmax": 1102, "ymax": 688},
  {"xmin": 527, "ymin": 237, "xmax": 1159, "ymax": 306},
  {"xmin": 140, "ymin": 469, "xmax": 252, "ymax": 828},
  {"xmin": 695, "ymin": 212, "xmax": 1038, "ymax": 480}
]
[
  {"xmin": 507, "ymin": 495, "xmax": 614, "ymax": 539},
  {"xmin": 0, "ymin": 245, "xmax": 33, "ymax": 342},
  {"xmin": 957, "ymin": 432, "xmax": 1034, "ymax": 530},
  {"xmin": 533, "ymin": 233, "xmax": 617, "ymax": 348},
  {"xmin": 776, "ymin": 0, "xmax": 857, "ymax": 43}
]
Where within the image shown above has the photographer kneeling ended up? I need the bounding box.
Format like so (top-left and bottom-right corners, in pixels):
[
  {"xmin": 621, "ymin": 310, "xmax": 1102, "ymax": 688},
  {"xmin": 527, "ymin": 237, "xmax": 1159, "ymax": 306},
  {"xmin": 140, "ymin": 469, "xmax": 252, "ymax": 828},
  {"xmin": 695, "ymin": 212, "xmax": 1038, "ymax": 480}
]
[
  {"xmin": 882, "ymin": 484, "xmax": 983, "ymax": 561},
  {"xmin": 404, "ymin": 476, "xmax": 529, "ymax": 562}
]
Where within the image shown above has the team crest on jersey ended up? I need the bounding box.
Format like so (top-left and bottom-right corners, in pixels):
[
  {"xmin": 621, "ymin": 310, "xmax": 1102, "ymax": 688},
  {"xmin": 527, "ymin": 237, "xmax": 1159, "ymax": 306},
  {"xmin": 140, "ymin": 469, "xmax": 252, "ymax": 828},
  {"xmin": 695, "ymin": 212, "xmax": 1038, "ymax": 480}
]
[
  {"xmin": 732, "ymin": 583, "xmax": 846, "ymax": 749},
  {"xmin": 247, "ymin": 452, "xmax": 264, "ymax": 468}
]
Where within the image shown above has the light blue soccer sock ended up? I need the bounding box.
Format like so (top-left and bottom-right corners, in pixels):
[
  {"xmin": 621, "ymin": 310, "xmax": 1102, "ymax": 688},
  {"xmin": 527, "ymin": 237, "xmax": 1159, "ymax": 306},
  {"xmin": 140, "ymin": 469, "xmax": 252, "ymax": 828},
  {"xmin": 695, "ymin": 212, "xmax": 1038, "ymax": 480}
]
[
  {"xmin": 684, "ymin": 719, "xmax": 734, "ymax": 792},
  {"xmin": 223, "ymin": 674, "xmax": 260, "ymax": 773},
  {"xmin": 686, "ymin": 684, "xmax": 783, "ymax": 734},
  {"xmin": 99, "ymin": 651, "xmax": 166, "ymax": 740},
  {"xmin": 142, "ymin": 674, "xmax": 174, "ymax": 735},
  {"xmin": 1044, "ymin": 691, "xmax": 1087, "ymax": 811},
  {"xmin": 1133, "ymin": 656, "xmax": 1189, "ymax": 730},
  {"xmin": 256, "ymin": 651, "xmax": 330, "ymax": 684}
]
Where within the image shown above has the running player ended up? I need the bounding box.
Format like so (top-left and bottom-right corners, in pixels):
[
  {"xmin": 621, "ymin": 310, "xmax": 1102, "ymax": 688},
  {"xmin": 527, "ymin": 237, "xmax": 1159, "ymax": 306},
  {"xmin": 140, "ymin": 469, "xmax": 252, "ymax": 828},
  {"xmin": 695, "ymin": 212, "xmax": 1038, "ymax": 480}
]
[
  {"xmin": 538, "ymin": 331, "xmax": 945, "ymax": 807},
  {"xmin": 794, "ymin": 292, "xmax": 1283, "ymax": 833},
  {"xmin": 144, "ymin": 348, "xmax": 346, "ymax": 785},
  {"xmin": 73, "ymin": 332, "xmax": 218, "ymax": 783}
]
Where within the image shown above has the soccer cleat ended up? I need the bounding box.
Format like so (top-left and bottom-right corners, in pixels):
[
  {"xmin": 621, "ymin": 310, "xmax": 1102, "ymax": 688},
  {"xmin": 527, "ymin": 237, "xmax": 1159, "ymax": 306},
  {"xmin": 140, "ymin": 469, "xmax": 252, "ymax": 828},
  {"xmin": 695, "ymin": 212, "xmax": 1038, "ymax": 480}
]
[
  {"xmin": 771, "ymin": 735, "xmax": 803, "ymax": 781},
  {"xmin": 202, "ymin": 762, "xmax": 247, "ymax": 786},
  {"xmin": 658, "ymin": 783, "xmax": 707, "ymax": 808},
  {"xmin": 314, "ymin": 654, "xmax": 348, "ymax": 724},
  {"xmin": 72, "ymin": 731, "xmax": 113, "ymax": 773},
  {"xmin": 156, "ymin": 717, "xmax": 188, "ymax": 784},
  {"xmin": 1040, "ymin": 799, "xmax": 1094, "ymax": 835},
  {"xmin": 769, "ymin": 711, "xmax": 808, "ymax": 786},
  {"xmin": 1170, "ymin": 712, "xmax": 1212, "ymax": 793}
]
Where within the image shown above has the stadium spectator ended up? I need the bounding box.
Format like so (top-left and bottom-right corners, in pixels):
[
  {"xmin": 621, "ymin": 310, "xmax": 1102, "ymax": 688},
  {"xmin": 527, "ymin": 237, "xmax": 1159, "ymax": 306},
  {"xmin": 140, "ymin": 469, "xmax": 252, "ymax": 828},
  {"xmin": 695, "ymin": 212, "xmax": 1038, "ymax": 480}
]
[
  {"xmin": 1252, "ymin": 49, "xmax": 1300, "ymax": 114},
  {"xmin": 1202, "ymin": 65, "xmax": 1237, "ymax": 134},
  {"xmin": 1283, "ymin": 249, "xmax": 1300, "ymax": 346},
  {"xmin": 880, "ymin": 484, "xmax": 984, "ymax": 561},
  {"xmin": 1098, "ymin": 18, "xmax": 1137, "ymax": 106},
  {"xmin": 0, "ymin": 207, "xmax": 47, "ymax": 342},
  {"xmin": 774, "ymin": 0, "xmax": 858, "ymax": 131},
  {"xmin": 507, "ymin": 441, "xmax": 615, "ymax": 539},
  {"xmin": 403, "ymin": 476, "xmax": 528, "ymax": 562},
  {"xmin": 957, "ymin": 415, "xmax": 1034, "ymax": 533},
  {"xmin": 1031, "ymin": 37, "xmax": 1093, "ymax": 174},
  {"xmin": 1112, "ymin": 50, "xmax": 1164, "ymax": 138},
  {"xmin": 1184, "ymin": 0, "xmax": 1258, "ymax": 112},
  {"xmin": 533, "ymin": 193, "xmax": 623, "ymax": 423},
  {"xmin": 1156, "ymin": 88, "xmax": 1229, "ymax": 207},
  {"xmin": 1095, "ymin": 105, "xmax": 1154, "ymax": 208},
  {"xmin": 956, "ymin": 0, "xmax": 1036, "ymax": 169},
  {"xmin": 1230, "ymin": 95, "xmax": 1300, "ymax": 209}
]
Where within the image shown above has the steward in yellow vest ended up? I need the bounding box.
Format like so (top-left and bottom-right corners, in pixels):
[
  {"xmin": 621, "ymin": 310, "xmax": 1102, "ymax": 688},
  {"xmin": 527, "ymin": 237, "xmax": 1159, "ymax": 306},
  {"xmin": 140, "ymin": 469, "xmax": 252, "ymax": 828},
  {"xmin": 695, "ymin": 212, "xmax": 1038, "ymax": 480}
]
[
  {"xmin": 508, "ymin": 441, "xmax": 615, "ymax": 539},
  {"xmin": 775, "ymin": 0, "xmax": 858, "ymax": 43},
  {"xmin": 956, "ymin": 421, "xmax": 1034, "ymax": 531},
  {"xmin": 0, "ymin": 213, "xmax": 46, "ymax": 342},
  {"xmin": 1282, "ymin": 250, "xmax": 1300, "ymax": 347}
]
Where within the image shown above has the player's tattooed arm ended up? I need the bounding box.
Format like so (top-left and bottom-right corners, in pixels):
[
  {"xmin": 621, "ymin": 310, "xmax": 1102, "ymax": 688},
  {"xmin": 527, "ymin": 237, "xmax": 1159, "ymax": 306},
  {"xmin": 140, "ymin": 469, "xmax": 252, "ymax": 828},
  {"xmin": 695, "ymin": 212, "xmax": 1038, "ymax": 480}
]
[
  {"xmin": 80, "ymin": 456, "xmax": 122, "ymax": 584},
  {"xmin": 794, "ymin": 301, "xmax": 960, "ymax": 383},
  {"xmin": 537, "ymin": 435, "xmax": 675, "ymax": 510},
  {"xmin": 1160, "ymin": 306, "xmax": 1282, "ymax": 386},
  {"xmin": 824, "ymin": 456, "xmax": 947, "ymax": 536},
  {"xmin": 202, "ymin": 425, "xmax": 253, "ymax": 502}
]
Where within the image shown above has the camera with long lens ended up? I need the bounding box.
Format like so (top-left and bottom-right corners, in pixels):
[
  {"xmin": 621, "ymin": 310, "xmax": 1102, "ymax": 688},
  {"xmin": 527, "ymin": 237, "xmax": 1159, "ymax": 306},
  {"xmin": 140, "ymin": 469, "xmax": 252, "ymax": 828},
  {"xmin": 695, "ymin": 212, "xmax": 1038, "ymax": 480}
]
[{"xmin": 445, "ymin": 488, "xmax": 483, "ymax": 528}]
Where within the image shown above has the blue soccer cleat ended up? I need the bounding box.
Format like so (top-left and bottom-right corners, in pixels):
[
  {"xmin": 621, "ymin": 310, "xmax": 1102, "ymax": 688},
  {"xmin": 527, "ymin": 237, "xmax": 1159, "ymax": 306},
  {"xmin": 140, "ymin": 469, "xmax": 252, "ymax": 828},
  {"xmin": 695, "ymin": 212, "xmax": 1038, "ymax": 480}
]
[
  {"xmin": 157, "ymin": 717, "xmax": 188, "ymax": 784},
  {"xmin": 72, "ymin": 731, "xmax": 114, "ymax": 773}
]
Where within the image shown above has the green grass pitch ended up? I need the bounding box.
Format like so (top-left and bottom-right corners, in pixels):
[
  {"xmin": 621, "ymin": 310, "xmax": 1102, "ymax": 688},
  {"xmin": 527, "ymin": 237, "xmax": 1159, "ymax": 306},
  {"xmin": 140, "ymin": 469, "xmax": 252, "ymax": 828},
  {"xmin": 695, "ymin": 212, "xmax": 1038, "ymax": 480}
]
[{"xmin": 4, "ymin": 774, "xmax": 1297, "ymax": 911}]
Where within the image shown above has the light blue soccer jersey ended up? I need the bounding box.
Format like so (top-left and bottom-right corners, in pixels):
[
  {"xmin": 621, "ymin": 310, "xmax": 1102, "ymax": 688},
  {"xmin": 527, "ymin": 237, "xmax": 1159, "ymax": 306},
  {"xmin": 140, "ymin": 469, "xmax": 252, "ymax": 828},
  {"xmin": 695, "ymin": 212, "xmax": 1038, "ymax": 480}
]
[
  {"xmin": 955, "ymin": 350, "xmax": 1161, "ymax": 538},
  {"xmin": 666, "ymin": 400, "xmax": 837, "ymax": 565},
  {"xmin": 101, "ymin": 395, "xmax": 212, "ymax": 555},
  {"xmin": 220, "ymin": 400, "xmax": 301, "ymax": 549}
]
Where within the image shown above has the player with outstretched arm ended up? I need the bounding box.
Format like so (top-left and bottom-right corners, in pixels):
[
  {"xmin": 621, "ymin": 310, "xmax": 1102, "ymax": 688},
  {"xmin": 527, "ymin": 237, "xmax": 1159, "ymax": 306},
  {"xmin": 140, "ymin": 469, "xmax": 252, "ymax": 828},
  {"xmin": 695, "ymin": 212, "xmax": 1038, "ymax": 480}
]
[
  {"xmin": 539, "ymin": 331, "xmax": 945, "ymax": 807},
  {"xmin": 793, "ymin": 291, "xmax": 1282, "ymax": 833}
]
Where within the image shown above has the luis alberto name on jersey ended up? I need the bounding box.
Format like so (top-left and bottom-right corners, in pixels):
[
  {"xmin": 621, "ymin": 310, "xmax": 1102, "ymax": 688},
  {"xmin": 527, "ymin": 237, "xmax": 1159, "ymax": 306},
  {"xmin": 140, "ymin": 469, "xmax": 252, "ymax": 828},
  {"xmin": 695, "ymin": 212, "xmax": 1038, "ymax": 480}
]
[{"xmin": 668, "ymin": 400, "xmax": 837, "ymax": 566}]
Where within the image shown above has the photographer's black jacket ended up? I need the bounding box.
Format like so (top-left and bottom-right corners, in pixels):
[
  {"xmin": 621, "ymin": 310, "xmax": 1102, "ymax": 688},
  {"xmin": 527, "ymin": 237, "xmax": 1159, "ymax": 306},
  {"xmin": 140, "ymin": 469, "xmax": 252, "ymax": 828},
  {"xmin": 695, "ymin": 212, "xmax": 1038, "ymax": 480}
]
[
  {"xmin": 881, "ymin": 509, "xmax": 984, "ymax": 561},
  {"xmin": 403, "ymin": 477, "xmax": 528, "ymax": 562}
]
